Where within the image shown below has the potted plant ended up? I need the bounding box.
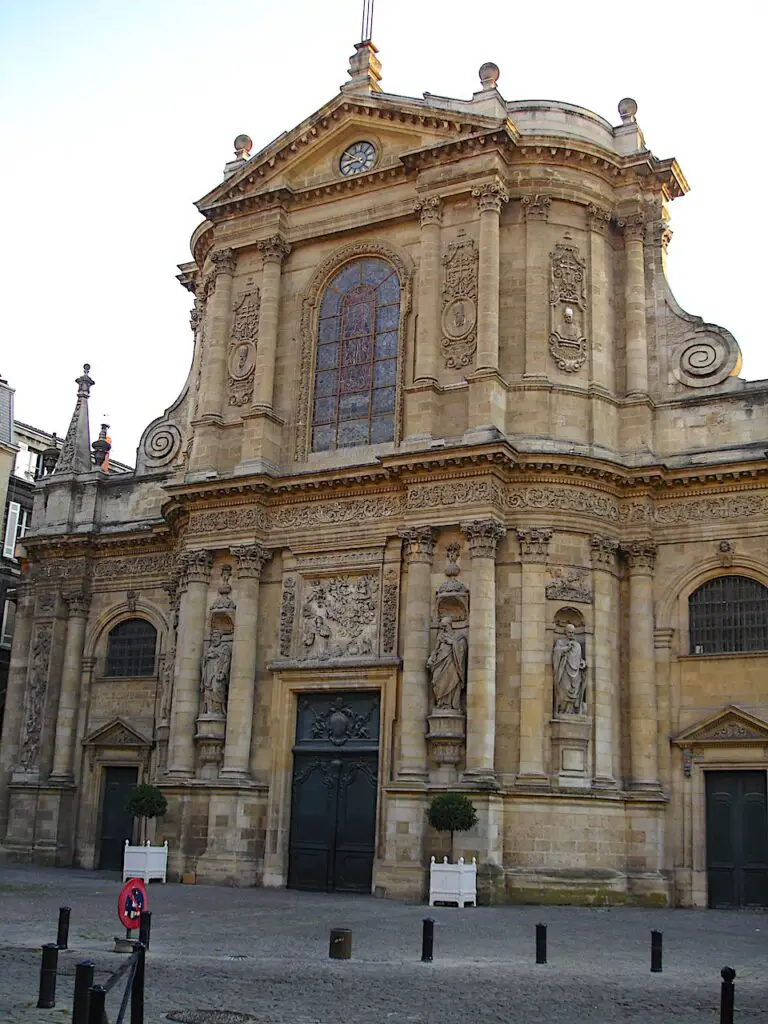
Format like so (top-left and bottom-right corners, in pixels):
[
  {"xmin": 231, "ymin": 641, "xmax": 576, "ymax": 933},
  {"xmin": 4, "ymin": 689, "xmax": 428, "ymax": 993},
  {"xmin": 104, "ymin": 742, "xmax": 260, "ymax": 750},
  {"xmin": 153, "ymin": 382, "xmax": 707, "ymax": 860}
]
[
  {"xmin": 123, "ymin": 784, "xmax": 169, "ymax": 883},
  {"xmin": 427, "ymin": 793, "xmax": 478, "ymax": 907}
]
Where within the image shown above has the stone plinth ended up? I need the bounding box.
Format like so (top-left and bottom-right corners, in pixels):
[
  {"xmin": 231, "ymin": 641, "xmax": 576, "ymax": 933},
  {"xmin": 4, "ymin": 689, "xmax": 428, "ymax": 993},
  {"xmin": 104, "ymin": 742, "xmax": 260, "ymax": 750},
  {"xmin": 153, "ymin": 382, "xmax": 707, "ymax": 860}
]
[
  {"xmin": 195, "ymin": 715, "xmax": 226, "ymax": 780},
  {"xmin": 550, "ymin": 717, "xmax": 591, "ymax": 788},
  {"xmin": 427, "ymin": 709, "xmax": 466, "ymax": 784}
]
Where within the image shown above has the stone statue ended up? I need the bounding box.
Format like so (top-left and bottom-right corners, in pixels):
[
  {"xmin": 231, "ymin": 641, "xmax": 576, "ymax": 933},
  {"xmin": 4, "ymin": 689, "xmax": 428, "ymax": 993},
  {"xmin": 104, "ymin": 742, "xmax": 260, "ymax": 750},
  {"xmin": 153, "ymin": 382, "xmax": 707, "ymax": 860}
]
[
  {"xmin": 200, "ymin": 630, "xmax": 231, "ymax": 716},
  {"xmin": 426, "ymin": 615, "xmax": 468, "ymax": 711},
  {"xmin": 552, "ymin": 624, "xmax": 587, "ymax": 715}
]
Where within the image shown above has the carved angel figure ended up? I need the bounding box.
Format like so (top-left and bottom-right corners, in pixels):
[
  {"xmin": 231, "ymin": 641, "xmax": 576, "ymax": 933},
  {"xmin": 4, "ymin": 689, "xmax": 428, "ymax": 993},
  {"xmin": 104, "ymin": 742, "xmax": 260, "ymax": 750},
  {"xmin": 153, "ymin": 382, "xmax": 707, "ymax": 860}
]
[
  {"xmin": 200, "ymin": 630, "xmax": 232, "ymax": 716},
  {"xmin": 426, "ymin": 615, "xmax": 468, "ymax": 711},
  {"xmin": 552, "ymin": 624, "xmax": 587, "ymax": 715}
]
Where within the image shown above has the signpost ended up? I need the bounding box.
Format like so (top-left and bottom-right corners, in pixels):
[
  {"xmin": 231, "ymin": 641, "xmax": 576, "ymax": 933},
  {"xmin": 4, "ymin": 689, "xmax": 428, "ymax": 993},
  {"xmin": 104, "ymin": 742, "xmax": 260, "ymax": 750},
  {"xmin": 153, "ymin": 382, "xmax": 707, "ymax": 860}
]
[{"xmin": 115, "ymin": 878, "xmax": 148, "ymax": 950}]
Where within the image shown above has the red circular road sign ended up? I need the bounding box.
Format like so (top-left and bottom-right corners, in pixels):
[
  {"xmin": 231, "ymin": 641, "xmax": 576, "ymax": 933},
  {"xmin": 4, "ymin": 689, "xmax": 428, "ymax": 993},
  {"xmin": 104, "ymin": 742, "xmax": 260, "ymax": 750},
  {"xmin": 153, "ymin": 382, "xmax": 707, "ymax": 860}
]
[{"xmin": 118, "ymin": 878, "xmax": 148, "ymax": 930}]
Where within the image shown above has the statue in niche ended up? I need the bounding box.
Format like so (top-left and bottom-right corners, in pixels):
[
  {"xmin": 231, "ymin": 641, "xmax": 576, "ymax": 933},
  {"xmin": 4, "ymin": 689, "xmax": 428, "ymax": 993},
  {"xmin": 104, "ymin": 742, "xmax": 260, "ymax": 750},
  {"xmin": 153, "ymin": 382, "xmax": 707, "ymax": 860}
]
[
  {"xmin": 427, "ymin": 615, "xmax": 468, "ymax": 711},
  {"xmin": 200, "ymin": 629, "xmax": 232, "ymax": 717},
  {"xmin": 552, "ymin": 623, "xmax": 587, "ymax": 715}
]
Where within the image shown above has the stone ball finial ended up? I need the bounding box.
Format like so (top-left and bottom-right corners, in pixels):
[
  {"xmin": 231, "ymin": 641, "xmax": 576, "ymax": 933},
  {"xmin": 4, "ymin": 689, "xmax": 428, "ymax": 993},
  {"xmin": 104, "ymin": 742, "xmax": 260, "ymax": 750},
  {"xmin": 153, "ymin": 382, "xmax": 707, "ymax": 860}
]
[
  {"xmin": 479, "ymin": 62, "xmax": 500, "ymax": 90},
  {"xmin": 618, "ymin": 97, "xmax": 638, "ymax": 124},
  {"xmin": 234, "ymin": 134, "xmax": 253, "ymax": 159}
]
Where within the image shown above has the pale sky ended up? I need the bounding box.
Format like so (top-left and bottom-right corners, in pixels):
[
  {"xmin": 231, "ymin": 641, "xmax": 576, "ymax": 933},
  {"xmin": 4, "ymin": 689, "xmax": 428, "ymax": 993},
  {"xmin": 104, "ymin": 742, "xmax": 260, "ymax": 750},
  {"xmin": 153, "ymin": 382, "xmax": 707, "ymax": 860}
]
[{"xmin": 1, "ymin": 0, "xmax": 765, "ymax": 466}]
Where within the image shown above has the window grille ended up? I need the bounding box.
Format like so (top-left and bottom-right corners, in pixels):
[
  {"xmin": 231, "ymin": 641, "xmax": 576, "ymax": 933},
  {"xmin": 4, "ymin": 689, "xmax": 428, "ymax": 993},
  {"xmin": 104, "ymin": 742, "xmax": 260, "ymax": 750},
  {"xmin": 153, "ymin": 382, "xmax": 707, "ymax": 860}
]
[
  {"xmin": 689, "ymin": 575, "xmax": 768, "ymax": 655},
  {"xmin": 311, "ymin": 257, "xmax": 401, "ymax": 452},
  {"xmin": 105, "ymin": 618, "xmax": 157, "ymax": 677}
]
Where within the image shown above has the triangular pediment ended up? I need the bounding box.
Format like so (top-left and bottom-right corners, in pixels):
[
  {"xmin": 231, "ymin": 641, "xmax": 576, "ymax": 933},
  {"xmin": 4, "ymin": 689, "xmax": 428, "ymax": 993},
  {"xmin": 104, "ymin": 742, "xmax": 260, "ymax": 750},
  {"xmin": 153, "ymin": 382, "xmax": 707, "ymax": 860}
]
[
  {"xmin": 197, "ymin": 91, "xmax": 510, "ymax": 218},
  {"xmin": 672, "ymin": 705, "xmax": 768, "ymax": 746},
  {"xmin": 83, "ymin": 717, "xmax": 153, "ymax": 749}
]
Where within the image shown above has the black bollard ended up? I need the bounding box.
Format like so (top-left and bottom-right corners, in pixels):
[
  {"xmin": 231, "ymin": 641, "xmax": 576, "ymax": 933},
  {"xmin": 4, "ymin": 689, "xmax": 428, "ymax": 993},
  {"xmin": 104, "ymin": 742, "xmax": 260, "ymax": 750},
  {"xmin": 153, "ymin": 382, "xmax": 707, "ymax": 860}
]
[
  {"xmin": 138, "ymin": 910, "xmax": 152, "ymax": 952},
  {"xmin": 720, "ymin": 966, "xmax": 736, "ymax": 1024},
  {"xmin": 37, "ymin": 943, "xmax": 59, "ymax": 1008},
  {"xmin": 535, "ymin": 923, "xmax": 547, "ymax": 964},
  {"xmin": 72, "ymin": 960, "xmax": 95, "ymax": 1024},
  {"xmin": 421, "ymin": 918, "xmax": 434, "ymax": 962},
  {"xmin": 329, "ymin": 928, "xmax": 352, "ymax": 960},
  {"xmin": 57, "ymin": 906, "xmax": 71, "ymax": 950},
  {"xmin": 650, "ymin": 929, "xmax": 663, "ymax": 973},
  {"xmin": 87, "ymin": 985, "xmax": 106, "ymax": 1024},
  {"xmin": 131, "ymin": 943, "xmax": 145, "ymax": 1024}
]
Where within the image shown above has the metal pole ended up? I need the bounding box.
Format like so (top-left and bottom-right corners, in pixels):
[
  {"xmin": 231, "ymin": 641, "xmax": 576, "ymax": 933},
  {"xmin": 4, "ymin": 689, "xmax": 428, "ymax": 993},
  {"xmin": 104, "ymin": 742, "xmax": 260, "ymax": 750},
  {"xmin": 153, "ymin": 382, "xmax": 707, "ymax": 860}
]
[
  {"xmin": 720, "ymin": 966, "xmax": 736, "ymax": 1024},
  {"xmin": 72, "ymin": 960, "xmax": 95, "ymax": 1024},
  {"xmin": 57, "ymin": 906, "xmax": 72, "ymax": 949},
  {"xmin": 421, "ymin": 918, "xmax": 434, "ymax": 962},
  {"xmin": 87, "ymin": 985, "xmax": 106, "ymax": 1024},
  {"xmin": 535, "ymin": 923, "xmax": 547, "ymax": 964},
  {"xmin": 650, "ymin": 930, "xmax": 663, "ymax": 973},
  {"xmin": 138, "ymin": 911, "xmax": 152, "ymax": 952},
  {"xmin": 37, "ymin": 943, "xmax": 59, "ymax": 1008},
  {"xmin": 131, "ymin": 944, "xmax": 145, "ymax": 1024}
]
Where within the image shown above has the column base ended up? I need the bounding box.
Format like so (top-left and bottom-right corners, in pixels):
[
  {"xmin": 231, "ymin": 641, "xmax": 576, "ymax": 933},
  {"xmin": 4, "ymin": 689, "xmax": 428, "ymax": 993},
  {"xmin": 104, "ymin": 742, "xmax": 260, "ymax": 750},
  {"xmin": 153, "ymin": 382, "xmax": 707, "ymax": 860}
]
[
  {"xmin": 165, "ymin": 768, "xmax": 195, "ymax": 781},
  {"xmin": 47, "ymin": 773, "xmax": 75, "ymax": 786},
  {"xmin": 218, "ymin": 768, "xmax": 251, "ymax": 783},
  {"xmin": 460, "ymin": 768, "xmax": 499, "ymax": 790},
  {"xmin": 629, "ymin": 779, "xmax": 663, "ymax": 794},
  {"xmin": 395, "ymin": 769, "xmax": 429, "ymax": 785},
  {"xmin": 515, "ymin": 772, "xmax": 550, "ymax": 789}
]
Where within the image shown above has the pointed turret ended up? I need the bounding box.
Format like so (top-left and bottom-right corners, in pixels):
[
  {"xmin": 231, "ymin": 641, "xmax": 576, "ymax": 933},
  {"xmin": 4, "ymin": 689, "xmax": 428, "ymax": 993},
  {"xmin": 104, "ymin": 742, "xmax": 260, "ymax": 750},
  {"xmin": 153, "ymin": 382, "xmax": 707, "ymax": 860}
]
[{"xmin": 54, "ymin": 364, "xmax": 94, "ymax": 474}]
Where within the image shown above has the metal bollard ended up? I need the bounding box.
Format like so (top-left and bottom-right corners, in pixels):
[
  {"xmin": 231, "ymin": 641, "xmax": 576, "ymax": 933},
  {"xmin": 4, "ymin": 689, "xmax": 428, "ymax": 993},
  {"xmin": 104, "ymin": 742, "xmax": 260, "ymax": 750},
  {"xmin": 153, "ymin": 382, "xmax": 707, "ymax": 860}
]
[
  {"xmin": 720, "ymin": 966, "xmax": 736, "ymax": 1024},
  {"xmin": 87, "ymin": 985, "xmax": 106, "ymax": 1024},
  {"xmin": 138, "ymin": 910, "xmax": 152, "ymax": 952},
  {"xmin": 57, "ymin": 906, "xmax": 71, "ymax": 950},
  {"xmin": 131, "ymin": 943, "xmax": 145, "ymax": 1024},
  {"xmin": 329, "ymin": 928, "xmax": 352, "ymax": 960},
  {"xmin": 37, "ymin": 943, "xmax": 59, "ymax": 1008},
  {"xmin": 650, "ymin": 929, "xmax": 663, "ymax": 973},
  {"xmin": 421, "ymin": 918, "xmax": 434, "ymax": 962},
  {"xmin": 535, "ymin": 923, "xmax": 547, "ymax": 964},
  {"xmin": 72, "ymin": 960, "xmax": 95, "ymax": 1024}
]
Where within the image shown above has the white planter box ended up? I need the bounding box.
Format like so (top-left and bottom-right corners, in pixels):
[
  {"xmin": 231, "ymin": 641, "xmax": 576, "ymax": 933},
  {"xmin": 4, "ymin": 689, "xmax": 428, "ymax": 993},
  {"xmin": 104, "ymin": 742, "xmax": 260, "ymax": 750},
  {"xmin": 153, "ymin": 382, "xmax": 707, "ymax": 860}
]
[
  {"xmin": 428, "ymin": 856, "xmax": 477, "ymax": 907},
  {"xmin": 122, "ymin": 840, "xmax": 168, "ymax": 883}
]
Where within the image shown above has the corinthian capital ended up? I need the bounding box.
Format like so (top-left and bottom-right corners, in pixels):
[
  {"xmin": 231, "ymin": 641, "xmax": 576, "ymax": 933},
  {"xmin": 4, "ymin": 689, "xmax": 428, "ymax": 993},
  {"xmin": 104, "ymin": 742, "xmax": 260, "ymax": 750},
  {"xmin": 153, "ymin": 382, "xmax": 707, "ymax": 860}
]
[
  {"xmin": 520, "ymin": 194, "xmax": 551, "ymax": 221},
  {"xmin": 471, "ymin": 182, "xmax": 509, "ymax": 215},
  {"xmin": 210, "ymin": 247, "xmax": 237, "ymax": 277},
  {"xmin": 590, "ymin": 535, "xmax": 619, "ymax": 568},
  {"xmin": 462, "ymin": 519, "xmax": 506, "ymax": 559},
  {"xmin": 621, "ymin": 214, "xmax": 645, "ymax": 243},
  {"xmin": 65, "ymin": 590, "xmax": 91, "ymax": 617},
  {"xmin": 401, "ymin": 526, "xmax": 436, "ymax": 564},
  {"xmin": 232, "ymin": 544, "xmax": 272, "ymax": 579},
  {"xmin": 620, "ymin": 539, "xmax": 657, "ymax": 572},
  {"xmin": 179, "ymin": 549, "xmax": 214, "ymax": 586},
  {"xmin": 414, "ymin": 195, "xmax": 443, "ymax": 227},
  {"xmin": 257, "ymin": 235, "xmax": 291, "ymax": 265},
  {"xmin": 516, "ymin": 527, "xmax": 553, "ymax": 562},
  {"xmin": 586, "ymin": 203, "xmax": 612, "ymax": 235}
]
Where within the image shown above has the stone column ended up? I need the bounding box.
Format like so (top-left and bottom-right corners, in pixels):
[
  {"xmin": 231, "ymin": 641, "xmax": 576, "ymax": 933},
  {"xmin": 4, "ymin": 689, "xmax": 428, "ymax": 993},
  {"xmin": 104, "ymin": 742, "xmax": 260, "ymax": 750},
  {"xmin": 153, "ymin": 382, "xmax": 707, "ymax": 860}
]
[
  {"xmin": 461, "ymin": 519, "xmax": 505, "ymax": 784},
  {"xmin": 586, "ymin": 204, "xmax": 615, "ymax": 393},
  {"xmin": 49, "ymin": 591, "xmax": 90, "ymax": 782},
  {"xmin": 198, "ymin": 248, "xmax": 236, "ymax": 419},
  {"xmin": 621, "ymin": 540, "xmax": 660, "ymax": 790},
  {"xmin": 623, "ymin": 216, "xmax": 648, "ymax": 397},
  {"xmin": 654, "ymin": 627, "xmax": 675, "ymax": 793},
  {"xmin": 590, "ymin": 536, "xmax": 619, "ymax": 786},
  {"xmin": 0, "ymin": 586, "xmax": 34, "ymax": 834},
  {"xmin": 397, "ymin": 526, "xmax": 435, "ymax": 782},
  {"xmin": 413, "ymin": 196, "xmax": 443, "ymax": 384},
  {"xmin": 167, "ymin": 551, "xmax": 213, "ymax": 779},
  {"xmin": 516, "ymin": 528, "xmax": 552, "ymax": 785},
  {"xmin": 471, "ymin": 183, "xmax": 507, "ymax": 373},
  {"xmin": 252, "ymin": 235, "xmax": 291, "ymax": 413},
  {"xmin": 521, "ymin": 194, "xmax": 552, "ymax": 380},
  {"xmin": 221, "ymin": 544, "xmax": 272, "ymax": 779}
]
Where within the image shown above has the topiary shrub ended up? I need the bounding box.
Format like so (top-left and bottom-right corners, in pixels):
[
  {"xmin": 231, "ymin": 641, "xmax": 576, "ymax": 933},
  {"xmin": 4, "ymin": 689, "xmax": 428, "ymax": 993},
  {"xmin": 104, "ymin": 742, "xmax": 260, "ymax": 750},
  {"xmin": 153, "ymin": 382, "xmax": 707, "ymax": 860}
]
[
  {"xmin": 427, "ymin": 792, "xmax": 478, "ymax": 862},
  {"xmin": 126, "ymin": 783, "xmax": 168, "ymax": 844}
]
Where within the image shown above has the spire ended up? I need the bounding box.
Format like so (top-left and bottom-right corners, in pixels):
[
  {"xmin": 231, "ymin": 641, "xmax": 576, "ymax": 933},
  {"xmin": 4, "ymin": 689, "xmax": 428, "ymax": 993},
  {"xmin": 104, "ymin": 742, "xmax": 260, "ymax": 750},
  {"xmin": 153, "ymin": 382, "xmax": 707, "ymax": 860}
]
[{"xmin": 54, "ymin": 364, "xmax": 94, "ymax": 475}]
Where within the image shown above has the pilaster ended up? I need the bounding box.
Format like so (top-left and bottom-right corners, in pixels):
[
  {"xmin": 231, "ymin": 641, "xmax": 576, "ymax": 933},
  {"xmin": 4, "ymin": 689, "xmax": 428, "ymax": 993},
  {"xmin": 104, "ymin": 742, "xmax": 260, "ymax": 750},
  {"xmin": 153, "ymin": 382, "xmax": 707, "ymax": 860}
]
[
  {"xmin": 0, "ymin": 586, "xmax": 34, "ymax": 836},
  {"xmin": 516, "ymin": 528, "xmax": 552, "ymax": 785},
  {"xmin": 590, "ymin": 535, "xmax": 619, "ymax": 787},
  {"xmin": 410, "ymin": 196, "xmax": 443, "ymax": 439},
  {"xmin": 49, "ymin": 590, "xmax": 91, "ymax": 782}
]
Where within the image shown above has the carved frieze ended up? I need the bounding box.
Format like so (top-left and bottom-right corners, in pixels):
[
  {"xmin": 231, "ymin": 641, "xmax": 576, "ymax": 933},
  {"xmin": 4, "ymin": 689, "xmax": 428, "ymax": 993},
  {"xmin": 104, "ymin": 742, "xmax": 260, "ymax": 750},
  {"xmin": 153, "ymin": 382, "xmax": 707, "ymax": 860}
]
[
  {"xmin": 300, "ymin": 573, "xmax": 380, "ymax": 660},
  {"xmin": 407, "ymin": 479, "xmax": 503, "ymax": 511},
  {"xmin": 440, "ymin": 237, "xmax": 478, "ymax": 369},
  {"xmin": 93, "ymin": 554, "xmax": 173, "ymax": 579},
  {"xmin": 18, "ymin": 624, "xmax": 53, "ymax": 769},
  {"xmin": 381, "ymin": 568, "xmax": 399, "ymax": 655},
  {"xmin": 621, "ymin": 493, "xmax": 768, "ymax": 525},
  {"xmin": 279, "ymin": 577, "xmax": 297, "ymax": 657},
  {"xmin": 546, "ymin": 566, "xmax": 592, "ymax": 603},
  {"xmin": 188, "ymin": 496, "xmax": 405, "ymax": 535}
]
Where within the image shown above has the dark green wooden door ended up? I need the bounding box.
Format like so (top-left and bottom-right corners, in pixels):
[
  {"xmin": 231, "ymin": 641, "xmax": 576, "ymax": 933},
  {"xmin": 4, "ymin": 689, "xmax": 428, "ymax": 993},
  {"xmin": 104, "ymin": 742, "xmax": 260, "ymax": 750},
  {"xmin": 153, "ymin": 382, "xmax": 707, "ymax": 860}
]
[
  {"xmin": 98, "ymin": 766, "xmax": 138, "ymax": 870},
  {"xmin": 706, "ymin": 771, "xmax": 768, "ymax": 908},
  {"xmin": 288, "ymin": 692, "xmax": 379, "ymax": 893}
]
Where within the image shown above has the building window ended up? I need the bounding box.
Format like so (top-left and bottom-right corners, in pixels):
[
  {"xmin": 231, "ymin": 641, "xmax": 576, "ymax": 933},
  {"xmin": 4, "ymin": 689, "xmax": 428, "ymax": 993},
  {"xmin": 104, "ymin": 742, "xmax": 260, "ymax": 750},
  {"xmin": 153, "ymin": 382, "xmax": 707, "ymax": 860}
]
[
  {"xmin": 2, "ymin": 502, "xmax": 29, "ymax": 560},
  {"xmin": 13, "ymin": 443, "xmax": 39, "ymax": 481},
  {"xmin": 311, "ymin": 257, "xmax": 401, "ymax": 453},
  {"xmin": 105, "ymin": 619, "xmax": 157, "ymax": 677},
  {"xmin": 689, "ymin": 575, "xmax": 768, "ymax": 655},
  {"xmin": 0, "ymin": 598, "xmax": 15, "ymax": 647}
]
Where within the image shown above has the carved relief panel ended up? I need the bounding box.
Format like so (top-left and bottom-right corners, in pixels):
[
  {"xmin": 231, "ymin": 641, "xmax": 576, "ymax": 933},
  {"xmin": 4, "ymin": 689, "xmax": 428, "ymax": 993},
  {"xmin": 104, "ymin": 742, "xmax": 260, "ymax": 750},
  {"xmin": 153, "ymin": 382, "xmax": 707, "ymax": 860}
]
[
  {"xmin": 280, "ymin": 568, "xmax": 383, "ymax": 661},
  {"xmin": 549, "ymin": 240, "xmax": 588, "ymax": 373},
  {"xmin": 18, "ymin": 624, "xmax": 53, "ymax": 770},
  {"xmin": 441, "ymin": 236, "xmax": 478, "ymax": 370},
  {"xmin": 227, "ymin": 289, "xmax": 260, "ymax": 406}
]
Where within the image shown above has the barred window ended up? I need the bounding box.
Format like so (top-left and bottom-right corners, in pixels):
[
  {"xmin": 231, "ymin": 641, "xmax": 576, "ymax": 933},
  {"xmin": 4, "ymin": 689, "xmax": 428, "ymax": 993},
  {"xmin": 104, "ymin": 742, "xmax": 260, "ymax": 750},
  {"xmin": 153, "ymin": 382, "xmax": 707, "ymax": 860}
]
[
  {"xmin": 105, "ymin": 618, "xmax": 157, "ymax": 677},
  {"xmin": 689, "ymin": 575, "xmax": 768, "ymax": 655},
  {"xmin": 311, "ymin": 257, "xmax": 400, "ymax": 453}
]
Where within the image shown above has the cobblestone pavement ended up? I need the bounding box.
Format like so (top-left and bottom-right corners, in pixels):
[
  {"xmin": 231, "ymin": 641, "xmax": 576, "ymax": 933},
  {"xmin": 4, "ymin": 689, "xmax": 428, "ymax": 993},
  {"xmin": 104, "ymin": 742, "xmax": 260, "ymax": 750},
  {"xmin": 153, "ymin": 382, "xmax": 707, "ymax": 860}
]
[{"xmin": 1, "ymin": 862, "xmax": 766, "ymax": 1023}]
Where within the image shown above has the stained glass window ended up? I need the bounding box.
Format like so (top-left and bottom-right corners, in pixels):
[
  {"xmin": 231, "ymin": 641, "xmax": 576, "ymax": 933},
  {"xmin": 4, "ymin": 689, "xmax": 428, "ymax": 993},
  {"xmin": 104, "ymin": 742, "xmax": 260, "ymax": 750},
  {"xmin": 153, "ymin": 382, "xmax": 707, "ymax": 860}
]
[
  {"xmin": 312, "ymin": 258, "xmax": 400, "ymax": 452},
  {"xmin": 105, "ymin": 618, "xmax": 157, "ymax": 677},
  {"xmin": 689, "ymin": 576, "xmax": 768, "ymax": 654}
]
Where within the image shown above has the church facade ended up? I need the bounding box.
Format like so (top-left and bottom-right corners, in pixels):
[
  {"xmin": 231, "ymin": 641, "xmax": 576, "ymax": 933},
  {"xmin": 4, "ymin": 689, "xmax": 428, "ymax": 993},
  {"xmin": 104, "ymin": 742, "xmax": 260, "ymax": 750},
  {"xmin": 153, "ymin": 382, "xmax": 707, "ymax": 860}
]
[{"xmin": 2, "ymin": 42, "xmax": 767, "ymax": 907}]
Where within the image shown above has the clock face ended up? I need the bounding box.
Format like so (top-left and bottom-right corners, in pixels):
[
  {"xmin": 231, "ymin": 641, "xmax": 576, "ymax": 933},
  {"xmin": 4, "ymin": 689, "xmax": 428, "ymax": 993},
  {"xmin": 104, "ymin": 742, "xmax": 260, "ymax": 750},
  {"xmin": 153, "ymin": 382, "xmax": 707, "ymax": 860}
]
[{"xmin": 339, "ymin": 141, "xmax": 376, "ymax": 177}]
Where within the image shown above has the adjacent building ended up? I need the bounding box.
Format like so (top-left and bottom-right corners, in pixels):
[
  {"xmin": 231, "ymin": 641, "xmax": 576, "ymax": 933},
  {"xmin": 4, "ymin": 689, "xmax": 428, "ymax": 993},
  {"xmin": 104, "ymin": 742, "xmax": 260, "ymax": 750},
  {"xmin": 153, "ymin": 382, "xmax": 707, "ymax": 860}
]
[{"xmin": 1, "ymin": 39, "xmax": 767, "ymax": 908}]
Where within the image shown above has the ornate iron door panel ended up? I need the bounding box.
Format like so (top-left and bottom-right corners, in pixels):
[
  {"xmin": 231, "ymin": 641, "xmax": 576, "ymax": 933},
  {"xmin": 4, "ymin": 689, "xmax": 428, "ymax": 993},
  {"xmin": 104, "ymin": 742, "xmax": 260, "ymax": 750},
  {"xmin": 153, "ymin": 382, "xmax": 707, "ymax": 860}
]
[
  {"xmin": 706, "ymin": 771, "xmax": 768, "ymax": 908},
  {"xmin": 288, "ymin": 691, "xmax": 379, "ymax": 893},
  {"xmin": 98, "ymin": 766, "xmax": 138, "ymax": 871}
]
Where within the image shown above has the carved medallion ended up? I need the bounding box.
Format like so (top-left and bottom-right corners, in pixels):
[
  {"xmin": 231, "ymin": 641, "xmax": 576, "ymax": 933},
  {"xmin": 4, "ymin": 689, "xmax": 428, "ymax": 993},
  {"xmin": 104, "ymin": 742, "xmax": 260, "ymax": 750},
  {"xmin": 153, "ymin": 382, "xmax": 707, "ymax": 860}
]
[
  {"xmin": 549, "ymin": 240, "xmax": 588, "ymax": 373},
  {"xmin": 441, "ymin": 238, "xmax": 478, "ymax": 369}
]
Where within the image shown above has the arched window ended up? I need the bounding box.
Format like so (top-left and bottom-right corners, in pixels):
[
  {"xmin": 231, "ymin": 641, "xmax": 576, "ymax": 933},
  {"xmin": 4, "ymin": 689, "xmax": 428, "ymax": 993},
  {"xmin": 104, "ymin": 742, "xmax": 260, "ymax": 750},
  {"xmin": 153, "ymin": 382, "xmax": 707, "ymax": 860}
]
[
  {"xmin": 105, "ymin": 618, "xmax": 157, "ymax": 677},
  {"xmin": 689, "ymin": 575, "xmax": 768, "ymax": 655},
  {"xmin": 311, "ymin": 257, "xmax": 401, "ymax": 452}
]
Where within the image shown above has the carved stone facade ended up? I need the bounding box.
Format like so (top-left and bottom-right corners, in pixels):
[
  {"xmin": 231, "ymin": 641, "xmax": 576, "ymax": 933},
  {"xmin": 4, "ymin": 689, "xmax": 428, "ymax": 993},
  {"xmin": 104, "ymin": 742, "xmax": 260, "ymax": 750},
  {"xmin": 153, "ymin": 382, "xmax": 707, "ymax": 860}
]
[{"xmin": 2, "ymin": 45, "xmax": 767, "ymax": 913}]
